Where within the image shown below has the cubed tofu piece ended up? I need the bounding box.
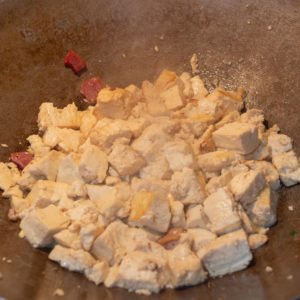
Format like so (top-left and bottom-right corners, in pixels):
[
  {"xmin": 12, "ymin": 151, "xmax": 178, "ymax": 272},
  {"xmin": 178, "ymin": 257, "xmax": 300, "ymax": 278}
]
[
  {"xmin": 2, "ymin": 185, "xmax": 23, "ymax": 199},
  {"xmin": 247, "ymin": 186, "xmax": 278, "ymax": 228},
  {"xmin": 245, "ymin": 160, "xmax": 280, "ymax": 190},
  {"xmin": 168, "ymin": 194, "xmax": 185, "ymax": 228},
  {"xmin": 27, "ymin": 134, "xmax": 50, "ymax": 157},
  {"xmin": 240, "ymin": 109, "xmax": 264, "ymax": 126},
  {"xmin": 67, "ymin": 180, "xmax": 88, "ymax": 199},
  {"xmin": 139, "ymin": 154, "xmax": 172, "ymax": 180},
  {"xmin": 183, "ymin": 228, "xmax": 217, "ymax": 252},
  {"xmin": 170, "ymin": 168, "xmax": 206, "ymax": 204},
  {"xmin": 108, "ymin": 144, "xmax": 146, "ymax": 176},
  {"xmin": 79, "ymin": 144, "xmax": 108, "ymax": 184},
  {"xmin": 95, "ymin": 87, "xmax": 138, "ymax": 119},
  {"xmin": 248, "ymin": 233, "xmax": 268, "ymax": 249},
  {"xmin": 85, "ymin": 261, "xmax": 109, "ymax": 285},
  {"xmin": 49, "ymin": 245, "xmax": 96, "ymax": 272},
  {"xmin": 203, "ymin": 188, "xmax": 241, "ymax": 235},
  {"xmin": 126, "ymin": 118, "xmax": 150, "ymax": 138},
  {"xmin": 155, "ymin": 69, "xmax": 179, "ymax": 92},
  {"xmin": 202, "ymin": 229, "xmax": 252, "ymax": 277},
  {"xmin": 104, "ymin": 250, "xmax": 169, "ymax": 294},
  {"xmin": 237, "ymin": 204, "xmax": 263, "ymax": 234},
  {"xmin": 20, "ymin": 205, "xmax": 69, "ymax": 247},
  {"xmin": 79, "ymin": 223, "xmax": 104, "ymax": 251},
  {"xmin": 90, "ymin": 119, "xmax": 132, "ymax": 153},
  {"xmin": 129, "ymin": 191, "xmax": 171, "ymax": 233},
  {"xmin": 198, "ymin": 150, "xmax": 241, "ymax": 174},
  {"xmin": 160, "ymin": 84, "xmax": 186, "ymax": 111},
  {"xmin": 183, "ymin": 98, "xmax": 222, "ymax": 119},
  {"xmin": 191, "ymin": 76, "xmax": 208, "ymax": 100},
  {"xmin": 180, "ymin": 72, "xmax": 193, "ymax": 98},
  {"xmin": 53, "ymin": 229, "xmax": 82, "ymax": 250},
  {"xmin": 229, "ymin": 170, "xmax": 266, "ymax": 206},
  {"xmin": 212, "ymin": 122, "xmax": 259, "ymax": 155},
  {"xmin": 80, "ymin": 107, "xmax": 97, "ymax": 137},
  {"xmin": 56, "ymin": 154, "xmax": 82, "ymax": 184},
  {"xmin": 268, "ymin": 133, "xmax": 292, "ymax": 156},
  {"xmin": 43, "ymin": 126, "xmax": 83, "ymax": 153},
  {"xmin": 11, "ymin": 196, "xmax": 30, "ymax": 215},
  {"xmin": 206, "ymin": 171, "xmax": 234, "ymax": 195},
  {"xmin": 0, "ymin": 163, "xmax": 17, "ymax": 191},
  {"xmin": 185, "ymin": 204, "xmax": 208, "ymax": 229},
  {"xmin": 67, "ymin": 200, "xmax": 99, "ymax": 225},
  {"xmin": 168, "ymin": 244, "xmax": 207, "ymax": 288},
  {"xmin": 163, "ymin": 139, "xmax": 196, "ymax": 172},
  {"xmin": 38, "ymin": 102, "xmax": 81, "ymax": 131},
  {"xmin": 215, "ymin": 111, "xmax": 240, "ymax": 129},
  {"xmin": 272, "ymin": 151, "xmax": 300, "ymax": 186}
]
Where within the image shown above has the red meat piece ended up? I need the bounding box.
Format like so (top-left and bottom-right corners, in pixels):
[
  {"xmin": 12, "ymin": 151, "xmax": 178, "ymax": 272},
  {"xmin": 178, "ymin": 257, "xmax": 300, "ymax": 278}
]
[
  {"xmin": 64, "ymin": 50, "xmax": 86, "ymax": 74},
  {"xmin": 80, "ymin": 77, "xmax": 106, "ymax": 104},
  {"xmin": 10, "ymin": 152, "xmax": 34, "ymax": 170}
]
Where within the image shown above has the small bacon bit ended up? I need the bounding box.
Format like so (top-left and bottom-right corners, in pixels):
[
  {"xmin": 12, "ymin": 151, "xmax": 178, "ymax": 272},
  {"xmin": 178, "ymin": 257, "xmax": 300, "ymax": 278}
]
[
  {"xmin": 8, "ymin": 208, "xmax": 19, "ymax": 222},
  {"xmin": 80, "ymin": 77, "xmax": 106, "ymax": 104},
  {"xmin": 158, "ymin": 227, "xmax": 184, "ymax": 246},
  {"xmin": 64, "ymin": 50, "xmax": 86, "ymax": 74},
  {"xmin": 10, "ymin": 152, "xmax": 33, "ymax": 170}
]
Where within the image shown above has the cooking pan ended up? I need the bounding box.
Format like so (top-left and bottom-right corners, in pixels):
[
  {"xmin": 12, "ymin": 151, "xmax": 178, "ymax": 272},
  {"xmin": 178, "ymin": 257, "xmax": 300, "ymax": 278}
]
[{"xmin": 0, "ymin": 0, "xmax": 299, "ymax": 299}]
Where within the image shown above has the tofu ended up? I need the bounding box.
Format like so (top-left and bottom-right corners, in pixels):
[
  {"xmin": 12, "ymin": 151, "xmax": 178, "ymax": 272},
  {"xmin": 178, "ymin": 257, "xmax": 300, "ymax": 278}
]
[
  {"xmin": 168, "ymin": 244, "xmax": 207, "ymax": 288},
  {"xmin": 0, "ymin": 163, "xmax": 17, "ymax": 191},
  {"xmin": 108, "ymin": 144, "xmax": 146, "ymax": 176},
  {"xmin": 170, "ymin": 168, "xmax": 206, "ymax": 204},
  {"xmin": 180, "ymin": 72, "xmax": 194, "ymax": 98},
  {"xmin": 43, "ymin": 126, "xmax": 83, "ymax": 153},
  {"xmin": 49, "ymin": 245, "xmax": 96, "ymax": 272},
  {"xmin": 202, "ymin": 229, "xmax": 252, "ymax": 277},
  {"xmin": 191, "ymin": 76, "xmax": 208, "ymax": 100},
  {"xmin": 203, "ymin": 188, "xmax": 241, "ymax": 235},
  {"xmin": 67, "ymin": 200, "xmax": 99, "ymax": 225},
  {"xmin": 56, "ymin": 154, "xmax": 82, "ymax": 184},
  {"xmin": 160, "ymin": 84, "xmax": 186, "ymax": 111},
  {"xmin": 268, "ymin": 132, "xmax": 292, "ymax": 156},
  {"xmin": 84, "ymin": 261, "xmax": 109, "ymax": 285},
  {"xmin": 247, "ymin": 186, "xmax": 278, "ymax": 228},
  {"xmin": 183, "ymin": 228, "xmax": 217, "ymax": 252},
  {"xmin": 183, "ymin": 98, "xmax": 222, "ymax": 119},
  {"xmin": 2, "ymin": 184, "xmax": 23, "ymax": 199},
  {"xmin": 126, "ymin": 118, "xmax": 150, "ymax": 138},
  {"xmin": 20, "ymin": 205, "xmax": 69, "ymax": 248},
  {"xmin": 248, "ymin": 234, "xmax": 268, "ymax": 249},
  {"xmin": 79, "ymin": 144, "xmax": 108, "ymax": 183},
  {"xmin": 185, "ymin": 204, "xmax": 208, "ymax": 229},
  {"xmin": 229, "ymin": 170, "xmax": 266, "ymax": 206},
  {"xmin": 129, "ymin": 191, "xmax": 171, "ymax": 233},
  {"xmin": 155, "ymin": 69, "xmax": 179, "ymax": 92},
  {"xmin": 79, "ymin": 223, "xmax": 104, "ymax": 251},
  {"xmin": 212, "ymin": 122, "xmax": 259, "ymax": 155},
  {"xmin": 215, "ymin": 111, "xmax": 240, "ymax": 129},
  {"xmin": 272, "ymin": 151, "xmax": 300, "ymax": 187},
  {"xmin": 38, "ymin": 102, "xmax": 81, "ymax": 131},
  {"xmin": 53, "ymin": 229, "xmax": 82, "ymax": 250},
  {"xmin": 131, "ymin": 177, "xmax": 170, "ymax": 197},
  {"xmin": 163, "ymin": 139, "xmax": 196, "ymax": 172},
  {"xmin": 80, "ymin": 107, "xmax": 97, "ymax": 137},
  {"xmin": 11, "ymin": 196, "xmax": 30, "ymax": 215},
  {"xmin": 168, "ymin": 194, "xmax": 185, "ymax": 228},
  {"xmin": 27, "ymin": 134, "xmax": 50, "ymax": 157},
  {"xmin": 240, "ymin": 109, "xmax": 264, "ymax": 126},
  {"xmin": 67, "ymin": 180, "xmax": 88, "ymax": 199}
]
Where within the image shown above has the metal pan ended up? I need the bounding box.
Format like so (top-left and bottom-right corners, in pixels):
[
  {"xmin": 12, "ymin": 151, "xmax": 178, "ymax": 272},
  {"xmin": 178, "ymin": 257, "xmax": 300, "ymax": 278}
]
[{"xmin": 0, "ymin": 0, "xmax": 299, "ymax": 299}]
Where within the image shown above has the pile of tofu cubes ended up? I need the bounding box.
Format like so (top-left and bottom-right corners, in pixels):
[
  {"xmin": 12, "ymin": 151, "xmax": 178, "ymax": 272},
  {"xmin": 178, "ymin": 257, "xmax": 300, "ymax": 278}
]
[{"xmin": 0, "ymin": 69, "xmax": 299, "ymax": 295}]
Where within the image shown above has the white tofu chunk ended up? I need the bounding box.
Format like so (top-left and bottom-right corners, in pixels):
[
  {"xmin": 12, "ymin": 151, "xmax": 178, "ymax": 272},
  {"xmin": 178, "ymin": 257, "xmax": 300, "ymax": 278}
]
[
  {"xmin": 56, "ymin": 154, "xmax": 82, "ymax": 184},
  {"xmin": 272, "ymin": 151, "xmax": 300, "ymax": 187},
  {"xmin": 229, "ymin": 170, "xmax": 266, "ymax": 206},
  {"xmin": 67, "ymin": 200, "xmax": 99, "ymax": 225},
  {"xmin": 198, "ymin": 151, "xmax": 241, "ymax": 174},
  {"xmin": 161, "ymin": 84, "xmax": 186, "ymax": 111},
  {"xmin": 38, "ymin": 102, "xmax": 81, "ymax": 131},
  {"xmin": 53, "ymin": 229, "xmax": 82, "ymax": 250},
  {"xmin": 212, "ymin": 122, "xmax": 259, "ymax": 155},
  {"xmin": 80, "ymin": 107, "xmax": 97, "ymax": 137},
  {"xmin": 11, "ymin": 196, "xmax": 30, "ymax": 215},
  {"xmin": 2, "ymin": 185, "xmax": 23, "ymax": 199},
  {"xmin": 240, "ymin": 109, "xmax": 264, "ymax": 126},
  {"xmin": 268, "ymin": 132, "xmax": 292, "ymax": 156},
  {"xmin": 108, "ymin": 144, "xmax": 146, "ymax": 176},
  {"xmin": 79, "ymin": 223, "xmax": 104, "ymax": 251},
  {"xmin": 20, "ymin": 205, "xmax": 69, "ymax": 248},
  {"xmin": 67, "ymin": 180, "xmax": 87, "ymax": 199},
  {"xmin": 0, "ymin": 163, "xmax": 17, "ymax": 191},
  {"xmin": 191, "ymin": 76, "xmax": 208, "ymax": 100},
  {"xmin": 85, "ymin": 261, "xmax": 109, "ymax": 285},
  {"xmin": 27, "ymin": 134, "xmax": 50, "ymax": 157},
  {"xmin": 155, "ymin": 69, "xmax": 180, "ymax": 91},
  {"xmin": 186, "ymin": 204, "xmax": 208, "ymax": 229},
  {"xmin": 247, "ymin": 186, "xmax": 278, "ymax": 228},
  {"xmin": 131, "ymin": 177, "xmax": 170, "ymax": 197},
  {"xmin": 79, "ymin": 144, "xmax": 108, "ymax": 184},
  {"xmin": 183, "ymin": 228, "xmax": 217, "ymax": 252},
  {"xmin": 183, "ymin": 98, "xmax": 222, "ymax": 119},
  {"xmin": 168, "ymin": 194, "xmax": 185, "ymax": 228},
  {"xmin": 168, "ymin": 244, "xmax": 207, "ymax": 288},
  {"xmin": 170, "ymin": 168, "xmax": 206, "ymax": 204},
  {"xmin": 49, "ymin": 245, "xmax": 96, "ymax": 272},
  {"xmin": 126, "ymin": 118, "xmax": 150, "ymax": 138},
  {"xmin": 248, "ymin": 234, "xmax": 268, "ymax": 249},
  {"xmin": 215, "ymin": 111, "xmax": 240, "ymax": 129},
  {"xmin": 202, "ymin": 229, "xmax": 252, "ymax": 277},
  {"xmin": 163, "ymin": 139, "xmax": 196, "ymax": 172},
  {"xmin": 129, "ymin": 191, "xmax": 171, "ymax": 233},
  {"xmin": 180, "ymin": 72, "xmax": 194, "ymax": 98},
  {"xmin": 203, "ymin": 188, "xmax": 241, "ymax": 235},
  {"xmin": 90, "ymin": 119, "xmax": 132, "ymax": 153}
]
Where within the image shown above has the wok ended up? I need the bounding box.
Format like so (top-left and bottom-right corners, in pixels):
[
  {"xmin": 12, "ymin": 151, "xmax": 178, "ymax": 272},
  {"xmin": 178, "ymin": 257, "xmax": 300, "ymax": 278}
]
[{"xmin": 0, "ymin": 0, "xmax": 299, "ymax": 299}]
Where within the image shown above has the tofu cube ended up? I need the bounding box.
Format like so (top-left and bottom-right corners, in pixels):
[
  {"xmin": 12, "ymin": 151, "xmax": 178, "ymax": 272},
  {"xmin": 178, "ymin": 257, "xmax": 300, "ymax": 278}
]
[
  {"xmin": 56, "ymin": 154, "xmax": 82, "ymax": 184},
  {"xmin": 229, "ymin": 170, "xmax": 266, "ymax": 206},
  {"xmin": 186, "ymin": 204, "xmax": 208, "ymax": 229},
  {"xmin": 268, "ymin": 132, "xmax": 292, "ymax": 156},
  {"xmin": 161, "ymin": 84, "xmax": 186, "ymax": 111},
  {"xmin": 191, "ymin": 76, "xmax": 208, "ymax": 100},
  {"xmin": 20, "ymin": 205, "xmax": 69, "ymax": 248},
  {"xmin": 53, "ymin": 229, "xmax": 82, "ymax": 250},
  {"xmin": 0, "ymin": 163, "xmax": 16, "ymax": 191},
  {"xmin": 248, "ymin": 233, "xmax": 268, "ymax": 249},
  {"xmin": 168, "ymin": 194, "xmax": 185, "ymax": 228},
  {"xmin": 184, "ymin": 229, "xmax": 217, "ymax": 252},
  {"xmin": 203, "ymin": 188, "xmax": 241, "ymax": 235},
  {"xmin": 212, "ymin": 122, "xmax": 259, "ymax": 155},
  {"xmin": 79, "ymin": 223, "xmax": 104, "ymax": 251},
  {"xmin": 84, "ymin": 261, "xmax": 109, "ymax": 285},
  {"xmin": 202, "ymin": 229, "xmax": 252, "ymax": 277}
]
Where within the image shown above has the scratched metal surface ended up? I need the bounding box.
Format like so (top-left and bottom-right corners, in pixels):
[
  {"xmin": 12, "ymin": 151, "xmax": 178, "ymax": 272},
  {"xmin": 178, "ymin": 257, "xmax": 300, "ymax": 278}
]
[{"xmin": 0, "ymin": 0, "xmax": 299, "ymax": 299}]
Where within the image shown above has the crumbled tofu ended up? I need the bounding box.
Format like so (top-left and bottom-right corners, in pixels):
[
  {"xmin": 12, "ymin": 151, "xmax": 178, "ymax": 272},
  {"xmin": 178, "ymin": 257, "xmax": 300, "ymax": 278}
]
[
  {"xmin": 265, "ymin": 266, "xmax": 273, "ymax": 273},
  {"xmin": 230, "ymin": 170, "xmax": 266, "ymax": 206},
  {"xmin": 202, "ymin": 229, "xmax": 252, "ymax": 277},
  {"xmin": 272, "ymin": 151, "xmax": 300, "ymax": 186},
  {"xmin": 248, "ymin": 233, "xmax": 268, "ymax": 249},
  {"xmin": 190, "ymin": 53, "xmax": 200, "ymax": 75},
  {"xmin": 108, "ymin": 144, "xmax": 146, "ymax": 176},
  {"xmin": 79, "ymin": 144, "xmax": 108, "ymax": 183},
  {"xmin": 20, "ymin": 205, "xmax": 70, "ymax": 247},
  {"xmin": 203, "ymin": 188, "xmax": 241, "ymax": 235},
  {"xmin": 170, "ymin": 168, "xmax": 206, "ymax": 204},
  {"xmin": 186, "ymin": 204, "xmax": 208, "ymax": 229},
  {"xmin": 212, "ymin": 122, "xmax": 259, "ymax": 155}
]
